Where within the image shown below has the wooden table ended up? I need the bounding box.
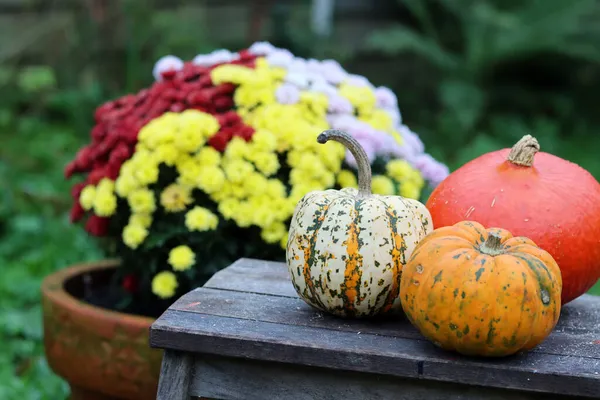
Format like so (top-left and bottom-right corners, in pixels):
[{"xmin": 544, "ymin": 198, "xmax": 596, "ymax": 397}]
[{"xmin": 149, "ymin": 258, "xmax": 600, "ymax": 399}]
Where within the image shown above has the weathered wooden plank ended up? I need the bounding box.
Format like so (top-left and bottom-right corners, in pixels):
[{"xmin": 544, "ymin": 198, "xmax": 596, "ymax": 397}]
[
  {"xmin": 167, "ymin": 287, "xmax": 600, "ymax": 360},
  {"xmin": 150, "ymin": 309, "xmax": 600, "ymax": 398},
  {"xmin": 156, "ymin": 350, "xmax": 193, "ymax": 400},
  {"xmin": 203, "ymin": 258, "xmax": 296, "ymax": 297},
  {"xmin": 202, "ymin": 259, "xmax": 600, "ymax": 337},
  {"xmin": 170, "ymin": 286, "xmax": 422, "ymax": 339},
  {"xmin": 191, "ymin": 355, "xmax": 579, "ymax": 400}
]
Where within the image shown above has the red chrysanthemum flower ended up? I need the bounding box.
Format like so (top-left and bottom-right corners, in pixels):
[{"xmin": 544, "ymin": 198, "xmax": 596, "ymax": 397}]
[{"xmin": 65, "ymin": 50, "xmax": 259, "ymax": 235}]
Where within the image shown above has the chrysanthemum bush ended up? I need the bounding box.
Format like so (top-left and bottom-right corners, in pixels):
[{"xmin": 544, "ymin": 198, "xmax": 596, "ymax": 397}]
[{"xmin": 65, "ymin": 42, "xmax": 449, "ymax": 317}]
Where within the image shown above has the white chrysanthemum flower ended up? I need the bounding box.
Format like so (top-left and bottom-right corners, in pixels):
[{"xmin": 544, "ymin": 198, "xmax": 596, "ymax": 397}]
[
  {"xmin": 266, "ymin": 49, "xmax": 294, "ymax": 68},
  {"xmin": 326, "ymin": 93, "xmax": 353, "ymax": 114},
  {"xmin": 210, "ymin": 49, "xmax": 239, "ymax": 63},
  {"xmin": 305, "ymin": 58, "xmax": 322, "ymax": 72},
  {"xmin": 375, "ymin": 86, "xmax": 398, "ymax": 109},
  {"xmin": 345, "ymin": 74, "xmax": 374, "ymax": 88},
  {"xmin": 397, "ymin": 124, "xmax": 425, "ymax": 154},
  {"xmin": 193, "ymin": 49, "xmax": 238, "ymax": 67},
  {"xmin": 319, "ymin": 61, "xmax": 348, "ymax": 85},
  {"xmin": 275, "ymin": 83, "xmax": 301, "ymax": 104},
  {"xmin": 152, "ymin": 55, "xmax": 184, "ymax": 81},
  {"xmin": 385, "ymin": 107, "xmax": 403, "ymax": 126},
  {"xmin": 284, "ymin": 71, "xmax": 311, "ymax": 88},
  {"xmin": 248, "ymin": 41, "xmax": 277, "ymax": 56},
  {"xmin": 192, "ymin": 54, "xmax": 213, "ymax": 67},
  {"xmin": 288, "ymin": 57, "xmax": 308, "ymax": 73},
  {"xmin": 309, "ymin": 80, "xmax": 337, "ymax": 96}
]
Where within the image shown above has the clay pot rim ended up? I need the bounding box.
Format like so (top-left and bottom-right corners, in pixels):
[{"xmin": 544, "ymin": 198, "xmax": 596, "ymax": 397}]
[{"xmin": 41, "ymin": 259, "xmax": 155, "ymax": 327}]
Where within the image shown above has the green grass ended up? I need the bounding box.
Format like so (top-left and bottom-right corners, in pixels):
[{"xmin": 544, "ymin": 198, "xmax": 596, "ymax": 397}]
[{"xmin": 0, "ymin": 117, "xmax": 103, "ymax": 399}]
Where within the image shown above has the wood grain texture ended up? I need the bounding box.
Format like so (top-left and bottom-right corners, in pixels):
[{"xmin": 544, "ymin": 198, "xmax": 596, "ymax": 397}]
[
  {"xmin": 203, "ymin": 258, "xmax": 295, "ymax": 298},
  {"xmin": 151, "ymin": 309, "xmax": 600, "ymax": 398},
  {"xmin": 156, "ymin": 350, "xmax": 193, "ymax": 400},
  {"xmin": 167, "ymin": 286, "xmax": 600, "ymax": 360},
  {"xmin": 190, "ymin": 355, "xmax": 584, "ymax": 400},
  {"xmin": 151, "ymin": 258, "xmax": 600, "ymax": 399}
]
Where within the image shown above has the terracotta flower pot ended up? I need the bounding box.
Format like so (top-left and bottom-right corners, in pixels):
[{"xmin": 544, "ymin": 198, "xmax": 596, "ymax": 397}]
[{"xmin": 41, "ymin": 260, "xmax": 162, "ymax": 400}]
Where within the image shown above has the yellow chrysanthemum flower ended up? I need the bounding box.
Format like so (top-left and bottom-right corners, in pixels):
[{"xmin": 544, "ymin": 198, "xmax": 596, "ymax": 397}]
[
  {"xmin": 252, "ymin": 152, "xmax": 280, "ymax": 176},
  {"xmin": 196, "ymin": 166, "xmax": 225, "ymax": 194},
  {"xmin": 179, "ymin": 109, "xmax": 220, "ymax": 138},
  {"xmin": 231, "ymin": 201, "xmax": 253, "ymax": 227},
  {"xmin": 243, "ymin": 172, "xmax": 268, "ymax": 194},
  {"xmin": 138, "ymin": 112, "xmax": 178, "ymax": 148},
  {"xmin": 223, "ymin": 159, "xmax": 254, "ymax": 183},
  {"xmin": 224, "ymin": 137, "xmax": 249, "ymax": 160},
  {"xmin": 96, "ymin": 178, "xmax": 115, "ymax": 192},
  {"xmin": 371, "ymin": 175, "xmax": 396, "ymax": 196},
  {"xmin": 337, "ymin": 170, "xmax": 358, "ymax": 189},
  {"xmin": 280, "ymin": 232, "xmax": 289, "ymax": 250},
  {"xmin": 338, "ymin": 83, "xmax": 376, "ymax": 115},
  {"xmin": 175, "ymin": 125, "xmax": 204, "ymax": 153},
  {"xmin": 151, "ymin": 271, "xmax": 178, "ymax": 299},
  {"xmin": 261, "ymin": 222, "xmax": 287, "ymax": 244},
  {"xmin": 185, "ymin": 206, "xmax": 219, "ymax": 232},
  {"xmin": 79, "ymin": 185, "xmax": 96, "ymax": 211},
  {"xmin": 217, "ymin": 198, "xmax": 240, "ymax": 220},
  {"xmin": 300, "ymin": 92, "xmax": 328, "ymax": 117},
  {"xmin": 154, "ymin": 143, "xmax": 180, "ymax": 166},
  {"xmin": 319, "ymin": 171, "xmax": 335, "ymax": 188},
  {"xmin": 265, "ymin": 179, "xmax": 287, "ymax": 198},
  {"xmin": 249, "ymin": 196, "xmax": 277, "ymax": 228},
  {"xmin": 115, "ymin": 174, "xmax": 138, "ymax": 197},
  {"xmin": 134, "ymin": 163, "xmax": 160, "ymax": 186},
  {"xmin": 400, "ymin": 182, "xmax": 421, "ymax": 200},
  {"xmin": 196, "ymin": 147, "xmax": 221, "ymax": 166},
  {"xmin": 93, "ymin": 191, "xmax": 117, "ymax": 217},
  {"xmin": 210, "ymin": 64, "xmax": 255, "ymax": 85},
  {"xmin": 359, "ymin": 109, "xmax": 393, "ymax": 132},
  {"xmin": 127, "ymin": 188, "xmax": 156, "ymax": 214},
  {"xmin": 168, "ymin": 245, "xmax": 196, "ymax": 271},
  {"xmin": 176, "ymin": 158, "xmax": 202, "ymax": 187},
  {"xmin": 129, "ymin": 213, "xmax": 152, "ymax": 229},
  {"xmin": 122, "ymin": 223, "xmax": 148, "ymax": 249},
  {"xmin": 286, "ymin": 150, "xmax": 302, "ymax": 168},
  {"xmin": 251, "ymin": 129, "xmax": 277, "ymax": 152},
  {"xmin": 160, "ymin": 184, "xmax": 192, "ymax": 213}
]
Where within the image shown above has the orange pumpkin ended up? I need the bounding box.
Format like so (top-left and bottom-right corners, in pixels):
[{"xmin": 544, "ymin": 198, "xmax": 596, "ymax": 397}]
[{"xmin": 400, "ymin": 221, "xmax": 562, "ymax": 357}]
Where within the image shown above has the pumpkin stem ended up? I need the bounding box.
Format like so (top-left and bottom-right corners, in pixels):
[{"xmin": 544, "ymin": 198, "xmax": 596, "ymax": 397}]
[
  {"xmin": 317, "ymin": 129, "xmax": 372, "ymax": 197},
  {"xmin": 479, "ymin": 233, "xmax": 504, "ymax": 256},
  {"xmin": 507, "ymin": 134, "xmax": 540, "ymax": 167}
]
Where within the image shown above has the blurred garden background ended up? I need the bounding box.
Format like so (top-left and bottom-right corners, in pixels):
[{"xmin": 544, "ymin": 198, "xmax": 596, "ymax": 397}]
[{"xmin": 1, "ymin": 0, "xmax": 600, "ymax": 398}]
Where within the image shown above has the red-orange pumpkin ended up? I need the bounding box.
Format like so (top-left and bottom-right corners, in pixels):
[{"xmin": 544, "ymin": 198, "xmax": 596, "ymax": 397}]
[{"xmin": 426, "ymin": 134, "xmax": 600, "ymax": 304}]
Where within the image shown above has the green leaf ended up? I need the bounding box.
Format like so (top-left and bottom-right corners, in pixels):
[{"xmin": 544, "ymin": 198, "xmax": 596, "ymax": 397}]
[
  {"xmin": 364, "ymin": 24, "xmax": 459, "ymax": 71},
  {"xmin": 141, "ymin": 223, "xmax": 190, "ymax": 250},
  {"xmin": 439, "ymin": 80, "xmax": 486, "ymax": 132},
  {"xmin": 17, "ymin": 66, "xmax": 56, "ymax": 93},
  {"xmin": 451, "ymin": 134, "xmax": 505, "ymax": 169}
]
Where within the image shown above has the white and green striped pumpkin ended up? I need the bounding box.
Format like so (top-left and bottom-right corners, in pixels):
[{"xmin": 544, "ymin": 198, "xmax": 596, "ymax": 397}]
[{"xmin": 286, "ymin": 129, "xmax": 433, "ymax": 318}]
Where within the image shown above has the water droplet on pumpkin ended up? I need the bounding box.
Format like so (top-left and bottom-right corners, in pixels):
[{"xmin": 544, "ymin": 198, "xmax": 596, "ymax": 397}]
[
  {"xmin": 416, "ymin": 265, "xmax": 424, "ymax": 274},
  {"xmin": 541, "ymin": 288, "xmax": 550, "ymax": 305},
  {"xmin": 413, "ymin": 280, "xmax": 420, "ymax": 286}
]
